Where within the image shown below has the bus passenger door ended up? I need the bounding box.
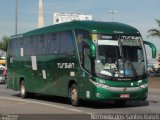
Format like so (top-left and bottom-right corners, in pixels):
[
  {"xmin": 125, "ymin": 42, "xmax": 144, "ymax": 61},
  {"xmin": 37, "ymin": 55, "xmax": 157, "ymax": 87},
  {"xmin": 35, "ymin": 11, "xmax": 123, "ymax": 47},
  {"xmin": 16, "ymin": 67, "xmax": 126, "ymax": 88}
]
[{"xmin": 80, "ymin": 45, "xmax": 95, "ymax": 99}]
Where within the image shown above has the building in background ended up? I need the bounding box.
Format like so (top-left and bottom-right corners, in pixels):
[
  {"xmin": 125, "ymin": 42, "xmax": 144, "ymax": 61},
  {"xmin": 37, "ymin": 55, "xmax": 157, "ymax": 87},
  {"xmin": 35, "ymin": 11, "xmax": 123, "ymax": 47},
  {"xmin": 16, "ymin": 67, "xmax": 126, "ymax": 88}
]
[{"xmin": 53, "ymin": 13, "xmax": 92, "ymax": 24}]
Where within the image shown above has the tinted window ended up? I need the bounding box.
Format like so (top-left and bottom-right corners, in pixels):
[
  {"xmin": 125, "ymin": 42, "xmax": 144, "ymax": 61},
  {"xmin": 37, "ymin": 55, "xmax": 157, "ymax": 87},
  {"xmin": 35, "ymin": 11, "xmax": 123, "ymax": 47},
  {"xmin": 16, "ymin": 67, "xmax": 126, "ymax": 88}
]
[
  {"xmin": 12, "ymin": 38, "xmax": 19, "ymax": 56},
  {"xmin": 25, "ymin": 37, "xmax": 36, "ymax": 56},
  {"xmin": 18, "ymin": 38, "xmax": 24, "ymax": 56},
  {"xmin": 36, "ymin": 35, "xmax": 48, "ymax": 55},
  {"xmin": 47, "ymin": 33, "xmax": 59, "ymax": 54},
  {"xmin": 75, "ymin": 29, "xmax": 90, "ymax": 39},
  {"xmin": 9, "ymin": 37, "xmax": 24, "ymax": 57},
  {"xmin": 8, "ymin": 39, "xmax": 14, "ymax": 56},
  {"xmin": 7, "ymin": 39, "xmax": 11, "ymax": 55},
  {"xmin": 75, "ymin": 30, "xmax": 90, "ymax": 54},
  {"xmin": 59, "ymin": 31, "xmax": 74, "ymax": 54},
  {"xmin": 8, "ymin": 39, "xmax": 13, "ymax": 56}
]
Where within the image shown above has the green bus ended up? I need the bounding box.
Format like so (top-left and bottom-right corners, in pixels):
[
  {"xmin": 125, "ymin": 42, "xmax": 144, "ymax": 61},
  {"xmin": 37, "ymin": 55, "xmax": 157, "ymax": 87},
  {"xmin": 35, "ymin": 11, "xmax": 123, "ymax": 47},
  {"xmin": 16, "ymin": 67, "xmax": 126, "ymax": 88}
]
[{"xmin": 7, "ymin": 21, "xmax": 156, "ymax": 106}]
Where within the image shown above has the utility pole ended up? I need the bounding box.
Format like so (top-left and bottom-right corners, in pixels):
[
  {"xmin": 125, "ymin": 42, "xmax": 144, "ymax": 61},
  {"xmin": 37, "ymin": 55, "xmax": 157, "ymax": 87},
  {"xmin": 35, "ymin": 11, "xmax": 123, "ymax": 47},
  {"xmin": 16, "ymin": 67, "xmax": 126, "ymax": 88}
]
[
  {"xmin": 38, "ymin": 0, "xmax": 44, "ymax": 28},
  {"xmin": 108, "ymin": 10, "xmax": 118, "ymax": 21},
  {"xmin": 15, "ymin": 0, "xmax": 18, "ymax": 35}
]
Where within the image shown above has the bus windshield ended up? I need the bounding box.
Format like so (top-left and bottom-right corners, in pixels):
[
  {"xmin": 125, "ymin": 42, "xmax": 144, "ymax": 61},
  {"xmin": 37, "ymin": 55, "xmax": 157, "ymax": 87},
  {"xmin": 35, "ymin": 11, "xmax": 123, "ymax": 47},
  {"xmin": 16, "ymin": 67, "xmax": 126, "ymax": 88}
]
[{"xmin": 95, "ymin": 35, "xmax": 146, "ymax": 78}]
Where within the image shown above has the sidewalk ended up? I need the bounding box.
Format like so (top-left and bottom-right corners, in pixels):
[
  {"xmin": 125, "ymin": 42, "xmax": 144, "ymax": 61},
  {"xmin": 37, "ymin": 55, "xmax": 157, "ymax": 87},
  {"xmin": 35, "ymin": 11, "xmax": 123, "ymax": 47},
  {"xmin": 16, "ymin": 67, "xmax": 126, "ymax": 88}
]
[{"xmin": 148, "ymin": 77, "xmax": 160, "ymax": 89}]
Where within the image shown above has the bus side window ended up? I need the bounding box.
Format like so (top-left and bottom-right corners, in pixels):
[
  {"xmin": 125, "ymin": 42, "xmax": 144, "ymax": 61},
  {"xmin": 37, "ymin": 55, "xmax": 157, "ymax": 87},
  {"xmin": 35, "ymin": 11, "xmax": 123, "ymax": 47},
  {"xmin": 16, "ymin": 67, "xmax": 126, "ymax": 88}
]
[
  {"xmin": 8, "ymin": 39, "xmax": 14, "ymax": 57},
  {"xmin": 18, "ymin": 38, "xmax": 24, "ymax": 56},
  {"xmin": 36, "ymin": 35, "xmax": 48, "ymax": 55},
  {"xmin": 59, "ymin": 31, "xmax": 74, "ymax": 54},
  {"xmin": 82, "ymin": 46, "xmax": 92, "ymax": 73},
  {"xmin": 13, "ymin": 38, "xmax": 19, "ymax": 57},
  {"xmin": 25, "ymin": 37, "xmax": 36, "ymax": 56},
  {"xmin": 48, "ymin": 33, "xmax": 59, "ymax": 54},
  {"xmin": 19, "ymin": 38, "xmax": 24, "ymax": 56}
]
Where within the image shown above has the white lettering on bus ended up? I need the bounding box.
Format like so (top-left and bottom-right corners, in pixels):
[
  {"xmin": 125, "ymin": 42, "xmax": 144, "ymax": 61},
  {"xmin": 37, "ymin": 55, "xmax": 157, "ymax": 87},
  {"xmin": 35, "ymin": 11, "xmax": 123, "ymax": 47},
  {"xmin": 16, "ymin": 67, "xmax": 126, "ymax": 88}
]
[
  {"xmin": 57, "ymin": 63, "xmax": 75, "ymax": 69},
  {"xmin": 121, "ymin": 36, "xmax": 141, "ymax": 40}
]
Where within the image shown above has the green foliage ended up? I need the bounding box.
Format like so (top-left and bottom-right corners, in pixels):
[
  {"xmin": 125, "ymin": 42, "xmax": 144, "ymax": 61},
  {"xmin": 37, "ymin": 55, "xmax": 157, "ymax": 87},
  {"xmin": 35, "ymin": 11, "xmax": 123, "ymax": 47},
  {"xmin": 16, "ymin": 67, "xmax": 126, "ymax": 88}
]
[
  {"xmin": 147, "ymin": 19, "xmax": 160, "ymax": 38},
  {"xmin": 0, "ymin": 36, "xmax": 9, "ymax": 52}
]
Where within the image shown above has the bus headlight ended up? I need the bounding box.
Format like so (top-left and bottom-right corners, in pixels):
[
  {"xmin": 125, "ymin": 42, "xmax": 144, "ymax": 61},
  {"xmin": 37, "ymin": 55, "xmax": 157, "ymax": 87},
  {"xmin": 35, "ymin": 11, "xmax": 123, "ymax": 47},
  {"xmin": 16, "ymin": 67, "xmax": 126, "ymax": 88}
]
[
  {"xmin": 89, "ymin": 79, "xmax": 110, "ymax": 89},
  {"xmin": 139, "ymin": 83, "xmax": 148, "ymax": 88}
]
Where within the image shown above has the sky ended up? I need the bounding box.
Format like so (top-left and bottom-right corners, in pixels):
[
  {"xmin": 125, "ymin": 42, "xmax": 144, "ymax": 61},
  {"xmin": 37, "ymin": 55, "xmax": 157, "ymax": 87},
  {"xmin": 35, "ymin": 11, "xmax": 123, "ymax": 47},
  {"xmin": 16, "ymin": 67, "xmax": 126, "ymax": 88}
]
[{"xmin": 0, "ymin": 0, "xmax": 160, "ymax": 60}]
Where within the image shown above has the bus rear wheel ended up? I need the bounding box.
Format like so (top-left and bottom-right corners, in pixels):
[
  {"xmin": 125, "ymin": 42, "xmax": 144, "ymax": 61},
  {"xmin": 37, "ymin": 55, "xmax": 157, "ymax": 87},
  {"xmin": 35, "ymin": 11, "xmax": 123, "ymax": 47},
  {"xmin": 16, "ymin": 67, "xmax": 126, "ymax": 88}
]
[
  {"xmin": 20, "ymin": 81, "xmax": 27, "ymax": 98},
  {"xmin": 70, "ymin": 84, "xmax": 80, "ymax": 106}
]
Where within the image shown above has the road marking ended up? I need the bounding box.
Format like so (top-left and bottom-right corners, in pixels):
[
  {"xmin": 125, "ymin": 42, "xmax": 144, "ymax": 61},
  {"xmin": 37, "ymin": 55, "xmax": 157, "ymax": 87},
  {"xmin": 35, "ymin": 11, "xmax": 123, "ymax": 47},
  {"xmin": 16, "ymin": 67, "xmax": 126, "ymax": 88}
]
[
  {"xmin": 0, "ymin": 97, "xmax": 87, "ymax": 114},
  {"xmin": 0, "ymin": 102, "xmax": 30, "ymax": 107}
]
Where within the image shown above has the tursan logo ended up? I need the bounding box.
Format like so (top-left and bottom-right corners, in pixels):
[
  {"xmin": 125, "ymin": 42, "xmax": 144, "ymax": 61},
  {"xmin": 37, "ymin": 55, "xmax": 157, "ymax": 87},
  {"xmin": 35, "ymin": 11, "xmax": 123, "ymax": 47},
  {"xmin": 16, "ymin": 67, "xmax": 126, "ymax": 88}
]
[
  {"xmin": 57, "ymin": 63, "xmax": 75, "ymax": 69},
  {"xmin": 120, "ymin": 36, "xmax": 141, "ymax": 40}
]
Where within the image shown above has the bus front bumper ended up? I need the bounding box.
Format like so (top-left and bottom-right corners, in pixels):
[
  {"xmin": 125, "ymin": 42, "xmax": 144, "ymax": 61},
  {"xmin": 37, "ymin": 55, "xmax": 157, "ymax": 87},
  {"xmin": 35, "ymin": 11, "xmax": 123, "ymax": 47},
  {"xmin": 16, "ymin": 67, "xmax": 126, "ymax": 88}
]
[
  {"xmin": 89, "ymin": 79, "xmax": 148, "ymax": 101},
  {"xmin": 92, "ymin": 86, "xmax": 148, "ymax": 101}
]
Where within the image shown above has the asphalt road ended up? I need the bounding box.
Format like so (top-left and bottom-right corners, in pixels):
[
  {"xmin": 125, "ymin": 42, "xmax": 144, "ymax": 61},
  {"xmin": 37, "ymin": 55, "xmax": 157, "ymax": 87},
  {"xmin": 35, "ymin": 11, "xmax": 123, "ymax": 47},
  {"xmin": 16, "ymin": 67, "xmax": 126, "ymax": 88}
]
[{"xmin": 0, "ymin": 77, "xmax": 160, "ymax": 120}]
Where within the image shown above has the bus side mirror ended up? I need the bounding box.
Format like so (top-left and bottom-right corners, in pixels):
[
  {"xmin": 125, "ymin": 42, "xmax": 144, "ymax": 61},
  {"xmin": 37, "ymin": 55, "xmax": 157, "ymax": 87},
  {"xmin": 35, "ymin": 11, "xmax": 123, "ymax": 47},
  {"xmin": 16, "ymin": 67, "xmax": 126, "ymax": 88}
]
[
  {"xmin": 144, "ymin": 41, "xmax": 156, "ymax": 58},
  {"xmin": 83, "ymin": 39, "xmax": 96, "ymax": 58}
]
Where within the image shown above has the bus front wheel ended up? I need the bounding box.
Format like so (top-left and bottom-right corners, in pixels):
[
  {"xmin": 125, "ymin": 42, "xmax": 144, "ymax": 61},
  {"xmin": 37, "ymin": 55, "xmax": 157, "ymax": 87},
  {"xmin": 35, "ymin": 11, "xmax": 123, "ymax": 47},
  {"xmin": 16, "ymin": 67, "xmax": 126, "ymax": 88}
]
[
  {"xmin": 20, "ymin": 81, "xmax": 27, "ymax": 98},
  {"xmin": 70, "ymin": 84, "xmax": 80, "ymax": 106}
]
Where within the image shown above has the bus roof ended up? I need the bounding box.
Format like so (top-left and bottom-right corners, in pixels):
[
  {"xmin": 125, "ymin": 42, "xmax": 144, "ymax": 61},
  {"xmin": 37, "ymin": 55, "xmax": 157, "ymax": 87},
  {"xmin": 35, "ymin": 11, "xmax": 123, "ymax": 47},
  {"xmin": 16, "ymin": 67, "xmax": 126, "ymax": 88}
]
[{"xmin": 17, "ymin": 21, "xmax": 141, "ymax": 37}]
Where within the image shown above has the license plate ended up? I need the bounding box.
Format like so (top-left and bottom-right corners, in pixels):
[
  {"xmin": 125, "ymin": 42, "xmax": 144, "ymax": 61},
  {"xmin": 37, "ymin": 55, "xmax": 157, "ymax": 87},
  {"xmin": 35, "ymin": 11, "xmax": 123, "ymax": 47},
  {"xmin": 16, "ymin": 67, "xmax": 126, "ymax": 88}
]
[{"xmin": 120, "ymin": 94, "xmax": 130, "ymax": 98}]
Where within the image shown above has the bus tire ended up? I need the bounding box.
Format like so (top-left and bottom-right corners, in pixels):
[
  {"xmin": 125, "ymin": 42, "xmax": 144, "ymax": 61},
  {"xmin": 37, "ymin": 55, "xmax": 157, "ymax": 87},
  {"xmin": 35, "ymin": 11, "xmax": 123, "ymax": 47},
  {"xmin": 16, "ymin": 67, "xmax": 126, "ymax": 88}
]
[
  {"xmin": 70, "ymin": 84, "xmax": 80, "ymax": 106},
  {"xmin": 20, "ymin": 80, "xmax": 27, "ymax": 98}
]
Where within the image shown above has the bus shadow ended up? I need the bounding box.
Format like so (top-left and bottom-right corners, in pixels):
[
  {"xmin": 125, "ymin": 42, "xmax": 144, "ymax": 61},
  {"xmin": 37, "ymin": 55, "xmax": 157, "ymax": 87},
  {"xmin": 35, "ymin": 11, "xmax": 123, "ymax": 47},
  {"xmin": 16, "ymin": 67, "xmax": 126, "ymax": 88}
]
[
  {"xmin": 80, "ymin": 100, "xmax": 149, "ymax": 109},
  {"xmin": 13, "ymin": 93, "xmax": 70, "ymax": 105},
  {"xmin": 13, "ymin": 93, "xmax": 149, "ymax": 109}
]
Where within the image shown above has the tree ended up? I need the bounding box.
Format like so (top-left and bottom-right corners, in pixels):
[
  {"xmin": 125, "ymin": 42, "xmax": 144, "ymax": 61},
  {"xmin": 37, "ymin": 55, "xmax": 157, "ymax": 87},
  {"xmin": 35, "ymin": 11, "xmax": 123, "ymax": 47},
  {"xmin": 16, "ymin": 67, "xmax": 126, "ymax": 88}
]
[
  {"xmin": 0, "ymin": 36, "xmax": 9, "ymax": 52},
  {"xmin": 147, "ymin": 19, "xmax": 160, "ymax": 39}
]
